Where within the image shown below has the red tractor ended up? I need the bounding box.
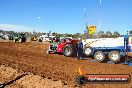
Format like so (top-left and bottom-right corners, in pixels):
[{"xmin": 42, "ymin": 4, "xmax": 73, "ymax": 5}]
[{"xmin": 47, "ymin": 38, "xmax": 79, "ymax": 57}]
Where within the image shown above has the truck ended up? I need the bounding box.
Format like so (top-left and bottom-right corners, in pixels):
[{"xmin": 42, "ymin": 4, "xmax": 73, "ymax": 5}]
[{"xmin": 81, "ymin": 34, "xmax": 132, "ymax": 63}]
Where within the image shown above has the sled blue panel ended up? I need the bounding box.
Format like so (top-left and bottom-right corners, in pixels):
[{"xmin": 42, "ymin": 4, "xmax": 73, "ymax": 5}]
[
  {"xmin": 92, "ymin": 46, "xmax": 125, "ymax": 56},
  {"xmin": 92, "ymin": 46, "xmax": 124, "ymax": 51}
]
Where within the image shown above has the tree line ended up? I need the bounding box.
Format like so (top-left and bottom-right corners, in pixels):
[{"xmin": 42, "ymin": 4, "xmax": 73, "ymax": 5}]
[
  {"xmin": 70, "ymin": 31, "xmax": 122, "ymax": 39},
  {"xmin": 0, "ymin": 29, "xmax": 129, "ymax": 39}
]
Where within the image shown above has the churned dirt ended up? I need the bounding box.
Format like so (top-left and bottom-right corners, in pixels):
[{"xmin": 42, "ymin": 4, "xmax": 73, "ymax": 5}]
[
  {"xmin": 0, "ymin": 42, "xmax": 132, "ymax": 88},
  {"xmin": 0, "ymin": 65, "xmax": 68, "ymax": 88}
]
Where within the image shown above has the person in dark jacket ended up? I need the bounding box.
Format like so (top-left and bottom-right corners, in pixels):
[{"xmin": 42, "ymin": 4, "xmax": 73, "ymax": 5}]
[{"xmin": 77, "ymin": 41, "xmax": 83, "ymax": 60}]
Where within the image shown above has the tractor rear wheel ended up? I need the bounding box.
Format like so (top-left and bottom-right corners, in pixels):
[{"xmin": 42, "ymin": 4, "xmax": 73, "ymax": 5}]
[
  {"xmin": 108, "ymin": 51, "xmax": 120, "ymax": 62},
  {"xmin": 94, "ymin": 51, "xmax": 105, "ymax": 62},
  {"xmin": 63, "ymin": 44, "xmax": 74, "ymax": 57}
]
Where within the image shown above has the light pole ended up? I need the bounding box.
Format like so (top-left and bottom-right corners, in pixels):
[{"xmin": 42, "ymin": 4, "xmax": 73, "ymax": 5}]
[
  {"xmin": 84, "ymin": 8, "xmax": 87, "ymax": 27},
  {"xmin": 84, "ymin": 8, "xmax": 89, "ymax": 39},
  {"xmin": 99, "ymin": 0, "xmax": 102, "ymax": 31}
]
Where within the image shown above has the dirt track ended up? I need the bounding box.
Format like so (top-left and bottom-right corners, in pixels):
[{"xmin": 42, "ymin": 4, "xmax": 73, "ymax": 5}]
[{"xmin": 0, "ymin": 42, "xmax": 132, "ymax": 88}]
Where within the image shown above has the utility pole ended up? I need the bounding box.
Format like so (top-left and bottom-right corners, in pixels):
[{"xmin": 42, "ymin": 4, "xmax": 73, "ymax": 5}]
[
  {"xmin": 84, "ymin": 8, "xmax": 89, "ymax": 39},
  {"xmin": 99, "ymin": 0, "xmax": 102, "ymax": 31}
]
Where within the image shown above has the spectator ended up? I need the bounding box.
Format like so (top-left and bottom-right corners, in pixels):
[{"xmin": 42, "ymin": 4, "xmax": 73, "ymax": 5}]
[{"xmin": 77, "ymin": 40, "xmax": 83, "ymax": 60}]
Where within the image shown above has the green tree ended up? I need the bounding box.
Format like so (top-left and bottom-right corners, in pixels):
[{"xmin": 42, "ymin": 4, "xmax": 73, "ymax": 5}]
[
  {"xmin": 52, "ymin": 32, "xmax": 58, "ymax": 36},
  {"xmin": 67, "ymin": 34, "xmax": 73, "ymax": 37},
  {"xmin": 113, "ymin": 31, "xmax": 120, "ymax": 37},
  {"xmin": 106, "ymin": 31, "xmax": 112, "ymax": 38},
  {"xmin": 98, "ymin": 31, "xmax": 105, "ymax": 38},
  {"xmin": 74, "ymin": 33, "xmax": 81, "ymax": 38},
  {"xmin": 42, "ymin": 33, "xmax": 46, "ymax": 35},
  {"xmin": 129, "ymin": 30, "xmax": 132, "ymax": 35}
]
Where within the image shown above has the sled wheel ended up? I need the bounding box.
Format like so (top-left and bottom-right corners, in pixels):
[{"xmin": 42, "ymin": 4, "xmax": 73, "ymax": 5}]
[
  {"xmin": 94, "ymin": 51, "xmax": 105, "ymax": 62},
  {"xmin": 108, "ymin": 51, "xmax": 120, "ymax": 63},
  {"xmin": 84, "ymin": 47, "xmax": 92, "ymax": 56}
]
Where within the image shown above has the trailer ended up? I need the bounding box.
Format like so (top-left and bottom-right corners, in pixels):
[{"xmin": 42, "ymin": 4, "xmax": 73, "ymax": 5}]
[{"xmin": 80, "ymin": 35, "xmax": 132, "ymax": 63}]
